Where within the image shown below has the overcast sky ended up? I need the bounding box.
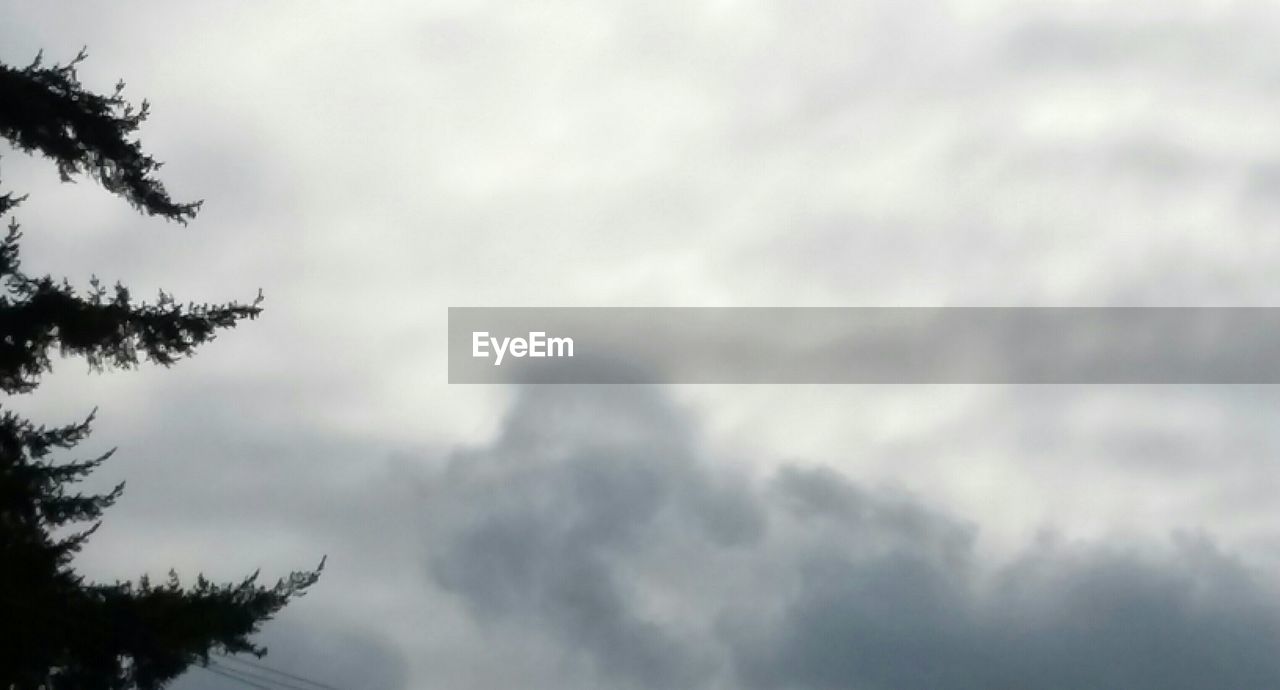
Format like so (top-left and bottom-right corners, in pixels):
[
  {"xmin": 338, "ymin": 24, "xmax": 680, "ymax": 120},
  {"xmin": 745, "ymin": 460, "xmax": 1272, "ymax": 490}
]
[{"xmin": 7, "ymin": 1, "xmax": 1280, "ymax": 688}]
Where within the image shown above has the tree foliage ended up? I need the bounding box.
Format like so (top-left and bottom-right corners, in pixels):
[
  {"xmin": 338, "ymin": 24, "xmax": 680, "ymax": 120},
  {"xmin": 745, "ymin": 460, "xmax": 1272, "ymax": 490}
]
[
  {"xmin": 0, "ymin": 51, "xmax": 322, "ymax": 689},
  {"xmin": 0, "ymin": 50, "xmax": 199, "ymax": 222}
]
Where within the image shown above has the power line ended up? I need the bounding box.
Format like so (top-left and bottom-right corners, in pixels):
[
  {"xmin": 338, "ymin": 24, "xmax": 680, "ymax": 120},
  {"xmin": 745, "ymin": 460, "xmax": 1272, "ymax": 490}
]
[
  {"xmin": 207, "ymin": 660, "xmax": 322, "ymax": 690},
  {"xmin": 195, "ymin": 663, "xmax": 272, "ymax": 690},
  {"xmin": 215, "ymin": 653, "xmax": 343, "ymax": 690},
  {"xmin": 210, "ymin": 660, "xmax": 328, "ymax": 690}
]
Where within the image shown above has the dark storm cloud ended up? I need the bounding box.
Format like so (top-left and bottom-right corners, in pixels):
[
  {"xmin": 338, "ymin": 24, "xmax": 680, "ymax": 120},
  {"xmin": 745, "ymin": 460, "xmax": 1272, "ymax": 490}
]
[
  {"xmin": 425, "ymin": 385, "xmax": 760, "ymax": 688},
  {"xmin": 730, "ymin": 534, "xmax": 1280, "ymax": 690},
  {"xmin": 423, "ymin": 384, "xmax": 1280, "ymax": 689}
]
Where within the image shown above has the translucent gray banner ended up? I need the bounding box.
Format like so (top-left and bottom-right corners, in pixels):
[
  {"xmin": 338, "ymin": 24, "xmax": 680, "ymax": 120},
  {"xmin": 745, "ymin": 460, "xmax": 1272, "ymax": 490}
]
[{"xmin": 447, "ymin": 307, "xmax": 1280, "ymax": 383}]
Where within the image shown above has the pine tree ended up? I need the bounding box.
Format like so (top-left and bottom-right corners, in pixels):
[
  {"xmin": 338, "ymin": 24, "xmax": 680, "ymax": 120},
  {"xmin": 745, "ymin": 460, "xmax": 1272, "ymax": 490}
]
[{"xmin": 0, "ymin": 51, "xmax": 323, "ymax": 689}]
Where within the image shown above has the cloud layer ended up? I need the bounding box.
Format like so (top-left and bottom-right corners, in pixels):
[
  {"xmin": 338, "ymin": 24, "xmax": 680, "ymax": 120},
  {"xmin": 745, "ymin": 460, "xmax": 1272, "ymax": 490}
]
[
  {"xmin": 5, "ymin": 1, "xmax": 1280, "ymax": 688},
  {"xmin": 414, "ymin": 385, "xmax": 1280, "ymax": 689}
]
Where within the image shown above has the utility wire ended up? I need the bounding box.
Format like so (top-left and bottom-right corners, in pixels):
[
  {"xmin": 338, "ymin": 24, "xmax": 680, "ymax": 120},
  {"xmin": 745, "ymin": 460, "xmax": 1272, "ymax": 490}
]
[
  {"xmin": 195, "ymin": 663, "xmax": 273, "ymax": 690},
  {"xmin": 215, "ymin": 653, "xmax": 343, "ymax": 690},
  {"xmin": 208, "ymin": 660, "xmax": 326, "ymax": 690},
  {"xmin": 218, "ymin": 661, "xmax": 326, "ymax": 690}
]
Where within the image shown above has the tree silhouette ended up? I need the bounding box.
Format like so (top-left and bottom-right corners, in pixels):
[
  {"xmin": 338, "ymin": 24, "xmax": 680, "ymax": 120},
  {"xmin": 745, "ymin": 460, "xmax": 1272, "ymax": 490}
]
[{"xmin": 0, "ymin": 51, "xmax": 322, "ymax": 689}]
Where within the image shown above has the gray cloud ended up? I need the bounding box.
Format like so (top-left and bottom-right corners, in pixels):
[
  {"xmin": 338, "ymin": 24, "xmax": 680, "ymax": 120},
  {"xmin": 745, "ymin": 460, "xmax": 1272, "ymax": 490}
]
[
  {"xmin": 420, "ymin": 384, "xmax": 1280, "ymax": 689},
  {"xmin": 730, "ymin": 533, "xmax": 1280, "ymax": 690},
  {"xmin": 425, "ymin": 385, "xmax": 759, "ymax": 688}
]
